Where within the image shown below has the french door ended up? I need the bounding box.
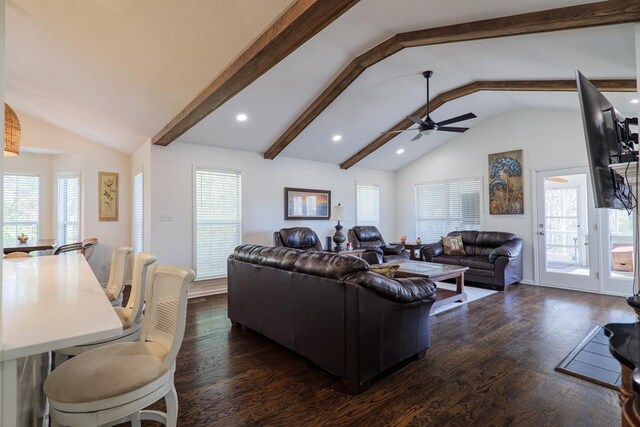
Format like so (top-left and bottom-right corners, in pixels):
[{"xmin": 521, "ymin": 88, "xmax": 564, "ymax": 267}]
[
  {"xmin": 535, "ymin": 167, "xmax": 634, "ymax": 295},
  {"xmin": 535, "ymin": 167, "xmax": 599, "ymax": 291}
]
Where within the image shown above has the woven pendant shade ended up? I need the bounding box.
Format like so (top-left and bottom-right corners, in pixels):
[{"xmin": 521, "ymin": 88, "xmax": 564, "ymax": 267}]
[{"xmin": 4, "ymin": 104, "xmax": 20, "ymax": 157}]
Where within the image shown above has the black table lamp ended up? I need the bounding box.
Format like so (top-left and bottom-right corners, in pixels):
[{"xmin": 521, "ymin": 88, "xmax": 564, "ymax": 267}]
[{"xmin": 330, "ymin": 203, "xmax": 346, "ymax": 252}]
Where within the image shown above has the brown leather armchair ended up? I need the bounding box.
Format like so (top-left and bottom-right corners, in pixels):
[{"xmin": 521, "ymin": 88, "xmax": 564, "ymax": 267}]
[
  {"xmin": 273, "ymin": 227, "xmax": 323, "ymax": 251},
  {"xmin": 348, "ymin": 226, "xmax": 409, "ymax": 264}
]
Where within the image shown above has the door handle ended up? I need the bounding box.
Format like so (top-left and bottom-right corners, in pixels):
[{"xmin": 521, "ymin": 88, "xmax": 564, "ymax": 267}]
[{"xmin": 538, "ymin": 231, "xmax": 545, "ymax": 236}]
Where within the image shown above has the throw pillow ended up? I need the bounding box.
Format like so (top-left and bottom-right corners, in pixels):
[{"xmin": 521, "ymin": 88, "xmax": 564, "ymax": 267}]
[
  {"xmin": 370, "ymin": 264, "xmax": 400, "ymax": 279},
  {"xmin": 442, "ymin": 235, "xmax": 466, "ymax": 255}
]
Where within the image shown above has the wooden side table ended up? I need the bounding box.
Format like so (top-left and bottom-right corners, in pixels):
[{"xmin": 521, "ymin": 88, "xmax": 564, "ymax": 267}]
[{"xmin": 390, "ymin": 242, "xmax": 425, "ymax": 260}]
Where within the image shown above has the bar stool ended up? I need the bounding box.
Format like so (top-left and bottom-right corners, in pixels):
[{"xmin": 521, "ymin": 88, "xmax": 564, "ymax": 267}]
[
  {"xmin": 81, "ymin": 238, "xmax": 99, "ymax": 261},
  {"xmin": 44, "ymin": 265, "xmax": 195, "ymax": 427},
  {"xmin": 54, "ymin": 253, "xmax": 157, "ymax": 366},
  {"xmin": 104, "ymin": 246, "xmax": 133, "ymax": 307}
]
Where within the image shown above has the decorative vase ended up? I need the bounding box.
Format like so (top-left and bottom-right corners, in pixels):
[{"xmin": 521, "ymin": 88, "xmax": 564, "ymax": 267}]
[
  {"xmin": 400, "ymin": 235, "xmax": 407, "ymax": 244},
  {"xmin": 416, "ymin": 237, "xmax": 422, "ymax": 245},
  {"xmin": 17, "ymin": 233, "xmax": 28, "ymax": 243}
]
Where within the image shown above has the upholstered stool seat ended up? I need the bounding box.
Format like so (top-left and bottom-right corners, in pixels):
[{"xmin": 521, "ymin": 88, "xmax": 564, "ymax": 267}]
[{"xmin": 45, "ymin": 342, "xmax": 169, "ymax": 411}]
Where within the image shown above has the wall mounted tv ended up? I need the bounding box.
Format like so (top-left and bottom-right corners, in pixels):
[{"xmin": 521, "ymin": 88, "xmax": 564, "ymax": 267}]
[{"xmin": 576, "ymin": 70, "xmax": 636, "ymax": 210}]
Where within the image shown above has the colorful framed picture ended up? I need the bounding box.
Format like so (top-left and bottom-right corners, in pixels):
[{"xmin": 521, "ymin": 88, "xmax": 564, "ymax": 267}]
[
  {"xmin": 99, "ymin": 171, "xmax": 119, "ymax": 221},
  {"xmin": 488, "ymin": 149, "xmax": 524, "ymax": 215},
  {"xmin": 284, "ymin": 188, "xmax": 331, "ymax": 220}
]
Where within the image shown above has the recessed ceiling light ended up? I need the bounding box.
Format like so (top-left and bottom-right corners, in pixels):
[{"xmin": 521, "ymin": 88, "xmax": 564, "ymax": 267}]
[
  {"xmin": 631, "ymin": 99, "xmax": 639, "ymax": 104},
  {"xmin": 396, "ymin": 148, "xmax": 405, "ymax": 155},
  {"xmin": 236, "ymin": 113, "xmax": 248, "ymax": 122},
  {"xmin": 332, "ymin": 134, "xmax": 342, "ymax": 142}
]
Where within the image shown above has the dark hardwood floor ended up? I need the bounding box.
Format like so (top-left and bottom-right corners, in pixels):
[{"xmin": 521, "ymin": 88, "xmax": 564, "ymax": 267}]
[{"xmin": 165, "ymin": 285, "xmax": 635, "ymax": 426}]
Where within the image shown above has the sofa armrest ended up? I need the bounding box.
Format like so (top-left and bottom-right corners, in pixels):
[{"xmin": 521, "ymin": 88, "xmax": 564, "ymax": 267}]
[
  {"xmin": 421, "ymin": 242, "xmax": 444, "ymax": 261},
  {"xmin": 382, "ymin": 244, "xmax": 404, "ymax": 256},
  {"xmin": 344, "ymin": 271, "xmax": 437, "ymax": 303},
  {"xmin": 488, "ymin": 238, "xmax": 523, "ymax": 262}
]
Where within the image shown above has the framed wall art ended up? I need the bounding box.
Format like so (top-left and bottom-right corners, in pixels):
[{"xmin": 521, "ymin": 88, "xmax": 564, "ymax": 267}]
[
  {"xmin": 99, "ymin": 171, "xmax": 119, "ymax": 221},
  {"xmin": 488, "ymin": 149, "xmax": 524, "ymax": 215},
  {"xmin": 284, "ymin": 187, "xmax": 331, "ymax": 220}
]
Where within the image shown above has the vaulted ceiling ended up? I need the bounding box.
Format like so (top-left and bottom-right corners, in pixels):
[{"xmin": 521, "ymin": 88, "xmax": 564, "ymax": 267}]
[{"xmin": 6, "ymin": 1, "xmax": 638, "ymax": 170}]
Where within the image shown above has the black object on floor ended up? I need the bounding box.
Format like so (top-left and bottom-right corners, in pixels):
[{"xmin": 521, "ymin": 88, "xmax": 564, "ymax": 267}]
[{"xmin": 555, "ymin": 326, "xmax": 621, "ymax": 390}]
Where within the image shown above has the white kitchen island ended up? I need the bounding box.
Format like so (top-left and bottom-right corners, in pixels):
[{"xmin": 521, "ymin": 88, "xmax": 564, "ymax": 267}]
[{"xmin": 1, "ymin": 254, "xmax": 122, "ymax": 426}]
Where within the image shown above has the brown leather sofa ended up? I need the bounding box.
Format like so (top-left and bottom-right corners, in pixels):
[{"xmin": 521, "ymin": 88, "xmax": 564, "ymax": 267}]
[
  {"xmin": 273, "ymin": 227, "xmax": 324, "ymax": 251},
  {"xmin": 347, "ymin": 226, "xmax": 409, "ymax": 264},
  {"xmin": 228, "ymin": 244, "xmax": 437, "ymax": 393},
  {"xmin": 420, "ymin": 231, "xmax": 523, "ymax": 290}
]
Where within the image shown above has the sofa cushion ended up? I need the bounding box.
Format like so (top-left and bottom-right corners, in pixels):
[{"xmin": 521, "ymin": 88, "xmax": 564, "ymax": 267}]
[
  {"xmin": 353, "ymin": 226, "xmax": 383, "ymax": 243},
  {"xmin": 233, "ymin": 244, "xmax": 301, "ymax": 271},
  {"xmin": 476, "ymin": 231, "xmax": 516, "ymax": 247},
  {"xmin": 431, "ymin": 255, "xmax": 466, "ymax": 265},
  {"xmin": 293, "ymin": 251, "xmax": 369, "ymax": 281},
  {"xmin": 459, "ymin": 256, "xmax": 494, "ymax": 271},
  {"xmin": 442, "ymin": 235, "xmax": 466, "ymax": 255},
  {"xmin": 345, "ymin": 271, "xmax": 436, "ymax": 303}
]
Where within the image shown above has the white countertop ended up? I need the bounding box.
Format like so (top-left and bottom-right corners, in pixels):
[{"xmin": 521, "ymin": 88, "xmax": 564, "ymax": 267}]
[{"xmin": 1, "ymin": 254, "xmax": 122, "ymax": 360}]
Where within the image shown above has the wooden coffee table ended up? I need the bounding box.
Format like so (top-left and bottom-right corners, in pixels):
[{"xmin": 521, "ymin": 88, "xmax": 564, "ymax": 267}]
[{"xmin": 385, "ymin": 260, "xmax": 468, "ymax": 308}]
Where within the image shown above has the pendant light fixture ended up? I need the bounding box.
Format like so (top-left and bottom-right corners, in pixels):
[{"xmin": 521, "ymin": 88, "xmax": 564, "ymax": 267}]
[{"xmin": 4, "ymin": 103, "xmax": 20, "ymax": 157}]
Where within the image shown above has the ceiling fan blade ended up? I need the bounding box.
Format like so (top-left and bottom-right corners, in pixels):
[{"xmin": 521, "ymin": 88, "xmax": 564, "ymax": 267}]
[
  {"xmin": 436, "ymin": 112, "xmax": 477, "ymax": 127},
  {"xmin": 411, "ymin": 132, "xmax": 423, "ymax": 141},
  {"xmin": 407, "ymin": 116, "xmax": 427, "ymax": 126},
  {"xmin": 438, "ymin": 126, "xmax": 469, "ymax": 133}
]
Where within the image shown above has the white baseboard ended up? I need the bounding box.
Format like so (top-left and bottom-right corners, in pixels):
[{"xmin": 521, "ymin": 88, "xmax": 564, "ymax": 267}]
[
  {"xmin": 189, "ymin": 277, "xmax": 228, "ymax": 298},
  {"xmin": 519, "ymin": 279, "xmax": 535, "ymax": 285}
]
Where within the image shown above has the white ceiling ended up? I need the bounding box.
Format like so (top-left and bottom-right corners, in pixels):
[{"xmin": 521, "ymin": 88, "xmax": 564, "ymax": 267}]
[
  {"xmin": 179, "ymin": 0, "xmax": 637, "ymax": 171},
  {"xmin": 6, "ymin": 0, "xmax": 296, "ymax": 153},
  {"xmin": 6, "ymin": 0, "xmax": 637, "ymax": 169}
]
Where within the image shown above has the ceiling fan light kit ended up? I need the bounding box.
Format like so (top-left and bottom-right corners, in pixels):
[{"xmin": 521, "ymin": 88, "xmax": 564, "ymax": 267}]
[{"xmin": 385, "ymin": 70, "xmax": 477, "ymax": 142}]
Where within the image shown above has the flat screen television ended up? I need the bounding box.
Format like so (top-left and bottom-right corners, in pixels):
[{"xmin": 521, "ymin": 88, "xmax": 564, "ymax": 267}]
[{"xmin": 576, "ymin": 70, "xmax": 633, "ymax": 210}]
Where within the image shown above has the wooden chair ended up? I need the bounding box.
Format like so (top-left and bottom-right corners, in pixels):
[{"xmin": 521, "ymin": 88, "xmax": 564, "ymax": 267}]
[
  {"xmin": 81, "ymin": 238, "xmax": 99, "ymax": 261},
  {"xmin": 3, "ymin": 252, "xmax": 32, "ymax": 258},
  {"xmin": 44, "ymin": 264, "xmax": 195, "ymax": 427},
  {"xmin": 104, "ymin": 246, "xmax": 133, "ymax": 307},
  {"xmin": 54, "ymin": 253, "xmax": 158, "ymax": 366}
]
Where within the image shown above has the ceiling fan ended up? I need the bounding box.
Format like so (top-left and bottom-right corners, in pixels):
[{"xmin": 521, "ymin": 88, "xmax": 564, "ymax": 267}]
[{"xmin": 384, "ymin": 70, "xmax": 477, "ymax": 141}]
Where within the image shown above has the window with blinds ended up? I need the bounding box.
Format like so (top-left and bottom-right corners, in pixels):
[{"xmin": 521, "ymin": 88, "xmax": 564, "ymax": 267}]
[
  {"xmin": 133, "ymin": 171, "xmax": 144, "ymax": 253},
  {"xmin": 356, "ymin": 183, "xmax": 380, "ymax": 227},
  {"xmin": 4, "ymin": 174, "xmax": 39, "ymax": 245},
  {"xmin": 415, "ymin": 177, "xmax": 481, "ymax": 244},
  {"xmin": 56, "ymin": 173, "xmax": 80, "ymax": 245},
  {"xmin": 194, "ymin": 167, "xmax": 242, "ymax": 279}
]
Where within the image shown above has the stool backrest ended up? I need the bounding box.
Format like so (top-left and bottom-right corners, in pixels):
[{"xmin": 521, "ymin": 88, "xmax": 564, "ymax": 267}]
[
  {"xmin": 105, "ymin": 246, "xmax": 133, "ymax": 301},
  {"xmin": 140, "ymin": 265, "xmax": 195, "ymax": 368},
  {"xmin": 123, "ymin": 252, "xmax": 157, "ymax": 328},
  {"xmin": 81, "ymin": 238, "xmax": 99, "ymax": 261}
]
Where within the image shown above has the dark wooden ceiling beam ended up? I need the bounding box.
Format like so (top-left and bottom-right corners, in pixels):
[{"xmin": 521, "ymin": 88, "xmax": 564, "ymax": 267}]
[
  {"xmin": 339, "ymin": 79, "xmax": 637, "ymax": 170},
  {"xmin": 264, "ymin": 0, "xmax": 640, "ymax": 160},
  {"xmin": 152, "ymin": 0, "xmax": 362, "ymax": 147}
]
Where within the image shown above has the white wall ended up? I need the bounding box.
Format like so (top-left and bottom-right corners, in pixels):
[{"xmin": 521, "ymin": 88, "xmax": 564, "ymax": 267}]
[
  {"xmin": 149, "ymin": 142, "xmax": 395, "ymax": 270},
  {"xmin": 16, "ymin": 112, "xmax": 132, "ymax": 283},
  {"xmin": 395, "ymin": 108, "xmax": 590, "ymax": 283}
]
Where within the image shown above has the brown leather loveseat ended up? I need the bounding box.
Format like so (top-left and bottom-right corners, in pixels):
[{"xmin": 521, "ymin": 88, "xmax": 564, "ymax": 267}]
[
  {"xmin": 420, "ymin": 231, "xmax": 523, "ymax": 290},
  {"xmin": 228, "ymin": 244, "xmax": 437, "ymax": 393}
]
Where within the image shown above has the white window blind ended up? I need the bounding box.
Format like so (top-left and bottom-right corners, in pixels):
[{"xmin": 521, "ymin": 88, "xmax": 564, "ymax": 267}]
[
  {"xmin": 133, "ymin": 171, "xmax": 144, "ymax": 253},
  {"xmin": 194, "ymin": 167, "xmax": 242, "ymax": 279},
  {"xmin": 4, "ymin": 174, "xmax": 39, "ymax": 245},
  {"xmin": 415, "ymin": 177, "xmax": 481, "ymax": 244},
  {"xmin": 56, "ymin": 173, "xmax": 80, "ymax": 245},
  {"xmin": 356, "ymin": 183, "xmax": 380, "ymax": 227}
]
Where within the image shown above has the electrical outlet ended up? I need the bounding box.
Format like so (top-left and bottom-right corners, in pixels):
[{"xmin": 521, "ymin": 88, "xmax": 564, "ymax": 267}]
[{"xmin": 160, "ymin": 213, "xmax": 172, "ymax": 222}]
